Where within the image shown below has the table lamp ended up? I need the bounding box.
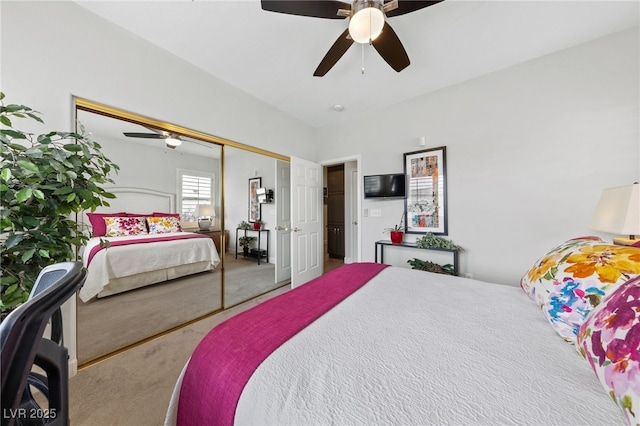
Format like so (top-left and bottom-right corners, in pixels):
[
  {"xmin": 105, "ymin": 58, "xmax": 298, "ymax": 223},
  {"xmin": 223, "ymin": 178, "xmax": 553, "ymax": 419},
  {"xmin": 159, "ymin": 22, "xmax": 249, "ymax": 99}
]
[
  {"xmin": 196, "ymin": 204, "xmax": 215, "ymax": 231},
  {"xmin": 590, "ymin": 182, "xmax": 640, "ymax": 246}
]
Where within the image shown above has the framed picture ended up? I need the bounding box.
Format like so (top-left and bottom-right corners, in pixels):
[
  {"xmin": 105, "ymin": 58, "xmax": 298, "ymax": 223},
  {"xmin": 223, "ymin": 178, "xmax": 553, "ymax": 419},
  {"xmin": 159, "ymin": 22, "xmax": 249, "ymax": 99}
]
[
  {"xmin": 248, "ymin": 177, "xmax": 262, "ymax": 223},
  {"xmin": 403, "ymin": 146, "xmax": 448, "ymax": 235}
]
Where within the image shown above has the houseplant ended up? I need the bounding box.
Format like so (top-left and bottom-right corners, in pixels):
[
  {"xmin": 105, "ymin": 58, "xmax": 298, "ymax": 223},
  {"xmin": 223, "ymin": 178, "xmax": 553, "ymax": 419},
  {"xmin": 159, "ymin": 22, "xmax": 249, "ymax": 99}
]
[
  {"xmin": 253, "ymin": 219, "xmax": 264, "ymax": 230},
  {"xmin": 385, "ymin": 212, "xmax": 405, "ymax": 244},
  {"xmin": 415, "ymin": 233, "xmax": 463, "ymax": 251},
  {"xmin": 407, "ymin": 258, "xmax": 456, "ymax": 275},
  {"xmin": 0, "ymin": 93, "xmax": 119, "ymax": 319},
  {"xmin": 238, "ymin": 220, "xmax": 251, "ymax": 230},
  {"xmin": 238, "ymin": 235, "xmax": 256, "ymax": 256}
]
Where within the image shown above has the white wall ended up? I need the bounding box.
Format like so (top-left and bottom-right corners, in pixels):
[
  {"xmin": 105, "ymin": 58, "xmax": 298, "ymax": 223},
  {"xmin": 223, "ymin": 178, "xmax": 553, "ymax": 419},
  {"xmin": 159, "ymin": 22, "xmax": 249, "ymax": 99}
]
[
  {"xmin": 315, "ymin": 28, "xmax": 640, "ymax": 285},
  {"xmin": 0, "ymin": 1, "xmax": 315, "ymax": 158}
]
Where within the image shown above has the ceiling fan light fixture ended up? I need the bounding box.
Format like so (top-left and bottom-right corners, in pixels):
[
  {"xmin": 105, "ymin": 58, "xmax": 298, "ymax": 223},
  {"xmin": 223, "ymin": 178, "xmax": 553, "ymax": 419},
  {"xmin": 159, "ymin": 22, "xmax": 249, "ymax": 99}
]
[
  {"xmin": 165, "ymin": 136, "xmax": 182, "ymax": 147},
  {"xmin": 348, "ymin": 1, "xmax": 385, "ymax": 44}
]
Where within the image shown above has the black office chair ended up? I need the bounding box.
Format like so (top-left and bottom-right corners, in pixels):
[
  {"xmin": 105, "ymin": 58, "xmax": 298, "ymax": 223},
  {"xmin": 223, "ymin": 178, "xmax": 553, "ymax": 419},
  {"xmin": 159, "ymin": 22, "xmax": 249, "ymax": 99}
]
[{"xmin": 1, "ymin": 262, "xmax": 86, "ymax": 426}]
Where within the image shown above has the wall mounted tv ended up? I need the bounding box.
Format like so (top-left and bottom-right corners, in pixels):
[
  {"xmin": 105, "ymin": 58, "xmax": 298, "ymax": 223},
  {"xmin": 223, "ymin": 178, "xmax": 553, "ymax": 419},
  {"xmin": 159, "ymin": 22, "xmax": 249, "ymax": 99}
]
[{"xmin": 363, "ymin": 173, "xmax": 406, "ymax": 199}]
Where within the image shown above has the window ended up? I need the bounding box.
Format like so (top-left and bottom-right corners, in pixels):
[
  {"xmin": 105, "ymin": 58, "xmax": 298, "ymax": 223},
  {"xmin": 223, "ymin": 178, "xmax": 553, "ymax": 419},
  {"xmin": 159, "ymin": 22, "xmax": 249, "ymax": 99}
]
[{"xmin": 178, "ymin": 169, "xmax": 215, "ymax": 223}]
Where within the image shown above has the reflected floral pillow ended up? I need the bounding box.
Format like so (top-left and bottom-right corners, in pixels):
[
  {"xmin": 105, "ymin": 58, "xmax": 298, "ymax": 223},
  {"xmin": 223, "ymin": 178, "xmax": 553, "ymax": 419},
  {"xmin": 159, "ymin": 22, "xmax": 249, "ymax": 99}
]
[
  {"xmin": 104, "ymin": 216, "xmax": 148, "ymax": 237},
  {"xmin": 147, "ymin": 216, "xmax": 182, "ymax": 234},
  {"xmin": 521, "ymin": 238, "xmax": 640, "ymax": 343},
  {"xmin": 578, "ymin": 275, "xmax": 640, "ymax": 426}
]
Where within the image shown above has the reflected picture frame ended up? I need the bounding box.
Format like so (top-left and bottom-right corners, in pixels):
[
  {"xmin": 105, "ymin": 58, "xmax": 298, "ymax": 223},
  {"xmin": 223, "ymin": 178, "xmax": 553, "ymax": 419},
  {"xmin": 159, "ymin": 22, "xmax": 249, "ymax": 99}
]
[
  {"xmin": 248, "ymin": 177, "xmax": 262, "ymax": 223},
  {"xmin": 403, "ymin": 146, "xmax": 448, "ymax": 235}
]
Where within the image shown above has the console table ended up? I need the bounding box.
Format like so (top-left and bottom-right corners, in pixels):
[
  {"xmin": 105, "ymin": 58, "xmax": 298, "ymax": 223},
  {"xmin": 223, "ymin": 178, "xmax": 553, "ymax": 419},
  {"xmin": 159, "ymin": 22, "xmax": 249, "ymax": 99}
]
[
  {"xmin": 235, "ymin": 228, "xmax": 270, "ymax": 265},
  {"xmin": 375, "ymin": 240, "xmax": 459, "ymax": 276}
]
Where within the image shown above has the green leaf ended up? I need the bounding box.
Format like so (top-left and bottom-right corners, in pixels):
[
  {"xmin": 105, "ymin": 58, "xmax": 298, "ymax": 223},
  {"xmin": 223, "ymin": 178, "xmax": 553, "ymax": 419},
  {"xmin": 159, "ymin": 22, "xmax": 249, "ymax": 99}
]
[
  {"xmin": 17, "ymin": 160, "xmax": 39, "ymax": 173},
  {"xmin": 21, "ymin": 248, "xmax": 36, "ymax": 262},
  {"xmin": 4, "ymin": 234, "xmax": 24, "ymax": 249},
  {"xmin": 4, "ymin": 284, "xmax": 18, "ymax": 296},
  {"xmin": 0, "ymin": 129, "xmax": 27, "ymax": 139},
  {"xmin": 66, "ymin": 192, "xmax": 76, "ymax": 202},
  {"xmin": 63, "ymin": 144, "xmax": 82, "ymax": 152},
  {"xmin": 65, "ymin": 170, "xmax": 77, "ymax": 179},
  {"xmin": 52, "ymin": 186, "xmax": 73, "ymax": 195},
  {"xmin": 0, "ymin": 275, "xmax": 18, "ymax": 286},
  {"xmin": 32, "ymin": 189, "xmax": 45, "ymax": 200},
  {"xmin": 1, "ymin": 168, "xmax": 12, "ymax": 181},
  {"xmin": 15, "ymin": 188, "xmax": 33, "ymax": 202},
  {"xmin": 38, "ymin": 249, "xmax": 50, "ymax": 258},
  {"xmin": 0, "ymin": 116, "xmax": 11, "ymax": 127},
  {"xmin": 38, "ymin": 135, "xmax": 52, "ymax": 145}
]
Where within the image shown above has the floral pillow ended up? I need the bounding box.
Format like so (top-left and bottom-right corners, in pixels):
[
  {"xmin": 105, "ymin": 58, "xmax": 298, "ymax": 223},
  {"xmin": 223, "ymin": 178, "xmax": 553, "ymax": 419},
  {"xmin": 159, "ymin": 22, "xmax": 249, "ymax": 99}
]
[
  {"xmin": 577, "ymin": 275, "xmax": 640, "ymax": 426},
  {"xmin": 104, "ymin": 216, "xmax": 148, "ymax": 237},
  {"xmin": 86, "ymin": 212, "xmax": 126, "ymax": 237},
  {"xmin": 147, "ymin": 216, "xmax": 182, "ymax": 234},
  {"xmin": 521, "ymin": 237, "xmax": 640, "ymax": 343}
]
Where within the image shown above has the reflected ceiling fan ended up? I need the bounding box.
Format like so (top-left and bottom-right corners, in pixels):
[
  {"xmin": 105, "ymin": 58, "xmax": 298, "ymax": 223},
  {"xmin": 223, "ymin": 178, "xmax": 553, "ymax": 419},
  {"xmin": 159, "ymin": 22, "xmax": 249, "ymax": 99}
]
[
  {"xmin": 261, "ymin": 0, "xmax": 443, "ymax": 76},
  {"xmin": 123, "ymin": 128, "xmax": 183, "ymax": 149}
]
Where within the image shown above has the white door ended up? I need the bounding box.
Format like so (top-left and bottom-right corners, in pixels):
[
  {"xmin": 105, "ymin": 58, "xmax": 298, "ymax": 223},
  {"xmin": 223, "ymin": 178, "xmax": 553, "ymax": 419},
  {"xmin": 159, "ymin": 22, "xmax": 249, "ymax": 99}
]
[
  {"xmin": 274, "ymin": 160, "xmax": 291, "ymax": 283},
  {"xmin": 346, "ymin": 163, "xmax": 358, "ymax": 264},
  {"xmin": 290, "ymin": 156, "xmax": 323, "ymax": 287}
]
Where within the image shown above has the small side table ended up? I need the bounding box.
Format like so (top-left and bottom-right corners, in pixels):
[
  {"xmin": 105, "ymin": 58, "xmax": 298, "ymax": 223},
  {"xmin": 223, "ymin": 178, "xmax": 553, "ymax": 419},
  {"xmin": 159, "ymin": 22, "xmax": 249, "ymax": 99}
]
[
  {"xmin": 375, "ymin": 240, "xmax": 459, "ymax": 276},
  {"xmin": 235, "ymin": 228, "xmax": 270, "ymax": 265}
]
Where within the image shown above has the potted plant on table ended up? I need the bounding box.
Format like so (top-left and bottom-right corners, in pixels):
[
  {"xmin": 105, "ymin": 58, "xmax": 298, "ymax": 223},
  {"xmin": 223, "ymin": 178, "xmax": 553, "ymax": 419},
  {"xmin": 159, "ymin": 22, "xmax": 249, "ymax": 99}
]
[
  {"xmin": 253, "ymin": 219, "xmax": 264, "ymax": 231},
  {"xmin": 238, "ymin": 235, "xmax": 256, "ymax": 257},
  {"xmin": 385, "ymin": 212, "xmax": 406, "ymax": 244},
  {"xmin": 238, "ymin": 220, "xmax": 251, "ymax": 230}
]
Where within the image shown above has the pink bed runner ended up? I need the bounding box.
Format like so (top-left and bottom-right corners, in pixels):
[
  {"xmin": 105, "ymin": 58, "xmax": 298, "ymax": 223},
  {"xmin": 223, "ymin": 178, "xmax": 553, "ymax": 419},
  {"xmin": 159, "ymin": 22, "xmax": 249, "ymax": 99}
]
[
  {"xmin": 85, "ymin": 233, "xmax": 209, "ymax": 266},
  {"xmin": 177, "ymin": 262, "xmax": 389, "ymax": 426}
]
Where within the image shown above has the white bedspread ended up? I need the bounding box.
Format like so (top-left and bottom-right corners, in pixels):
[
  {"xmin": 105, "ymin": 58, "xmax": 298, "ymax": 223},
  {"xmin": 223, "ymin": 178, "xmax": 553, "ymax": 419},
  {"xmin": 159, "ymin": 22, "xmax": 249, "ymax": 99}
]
[
  {"xmin": 232, "ymin": 267, "xmax": 622, "ymax": 425},
  {"xmin": 79, "ymin": 232, "xmax": 219, "ymax": 301}
]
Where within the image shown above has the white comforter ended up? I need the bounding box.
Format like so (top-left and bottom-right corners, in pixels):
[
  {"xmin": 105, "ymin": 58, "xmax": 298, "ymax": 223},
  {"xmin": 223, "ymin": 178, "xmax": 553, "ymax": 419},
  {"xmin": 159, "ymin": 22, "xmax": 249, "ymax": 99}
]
[
  {"xmin": 167, "ymin": 267, "xmax": 622, "ymax": 425},
  {"xmin": 79, "ymin": 232, "xmax": 219, "ymax": 301}
]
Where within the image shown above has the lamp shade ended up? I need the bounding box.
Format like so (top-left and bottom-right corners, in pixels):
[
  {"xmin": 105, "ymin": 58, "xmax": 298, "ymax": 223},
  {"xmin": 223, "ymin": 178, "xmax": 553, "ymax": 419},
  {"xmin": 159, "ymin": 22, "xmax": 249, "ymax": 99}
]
[
  {"xmin": 590, "ymin": 183, "xmax": 640, "ymax": 240},
  {"xmin": 196, "ymin": 204, "xmax": 215, "ymax": 218}
]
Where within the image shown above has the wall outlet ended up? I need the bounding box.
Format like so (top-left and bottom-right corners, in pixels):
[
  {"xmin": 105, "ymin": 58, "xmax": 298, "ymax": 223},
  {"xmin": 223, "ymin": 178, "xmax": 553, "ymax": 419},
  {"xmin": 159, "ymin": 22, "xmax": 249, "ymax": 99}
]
[{"xmin": 464, "ymin": 273, "xmax": 473, "ymax": 279}]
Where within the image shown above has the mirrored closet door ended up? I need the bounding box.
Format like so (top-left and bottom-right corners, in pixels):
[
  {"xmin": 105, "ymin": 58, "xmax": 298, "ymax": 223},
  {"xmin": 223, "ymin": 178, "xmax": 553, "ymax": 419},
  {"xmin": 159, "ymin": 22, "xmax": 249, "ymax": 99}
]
[
  {"xmin": 75, "ymin": 108, "xmax": 223, "ymax": 365},
  {"xmin": 74, "ymin": 100, "xmax": 292, "ymax": 366}
]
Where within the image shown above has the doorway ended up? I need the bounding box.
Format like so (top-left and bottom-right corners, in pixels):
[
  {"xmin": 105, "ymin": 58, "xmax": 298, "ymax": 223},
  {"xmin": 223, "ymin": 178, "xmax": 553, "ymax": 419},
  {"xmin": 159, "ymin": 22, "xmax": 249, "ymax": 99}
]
[{"xmin": 322, "ymin": 157, "xmax": 361, "ymax": 271}]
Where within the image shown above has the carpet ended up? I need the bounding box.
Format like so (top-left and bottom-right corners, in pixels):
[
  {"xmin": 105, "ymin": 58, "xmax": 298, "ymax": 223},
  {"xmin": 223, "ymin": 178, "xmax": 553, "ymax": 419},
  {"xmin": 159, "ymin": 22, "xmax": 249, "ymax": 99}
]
[{"xmin": 77, "ymin": 256, "xmax": 282, "ymax": 364}]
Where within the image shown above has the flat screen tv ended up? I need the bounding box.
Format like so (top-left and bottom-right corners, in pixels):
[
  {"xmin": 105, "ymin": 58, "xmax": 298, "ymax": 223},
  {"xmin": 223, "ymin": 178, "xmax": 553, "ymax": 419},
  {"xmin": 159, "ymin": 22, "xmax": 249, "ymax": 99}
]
[{"xmin": 363, "ymin": 173, "xmax": 406, "ymax": 199}]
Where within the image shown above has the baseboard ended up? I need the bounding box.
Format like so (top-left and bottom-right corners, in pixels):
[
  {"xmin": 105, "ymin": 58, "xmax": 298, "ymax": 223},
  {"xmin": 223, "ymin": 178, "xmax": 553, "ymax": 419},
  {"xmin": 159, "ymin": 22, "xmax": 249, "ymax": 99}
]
[
  {"xmin": 344, "ymin": 257, "xmax": 353, "ymax": 264},
  {"xmin": 68, "ymin": 358, "xmax": 78, "ymax": 377}
]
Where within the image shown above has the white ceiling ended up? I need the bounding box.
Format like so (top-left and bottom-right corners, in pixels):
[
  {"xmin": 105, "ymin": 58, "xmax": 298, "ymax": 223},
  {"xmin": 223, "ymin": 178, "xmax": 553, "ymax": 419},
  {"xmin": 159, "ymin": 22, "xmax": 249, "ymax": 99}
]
[{"xmin": 75, "ymin": 0, "xmax": 639, "ymax": 129}]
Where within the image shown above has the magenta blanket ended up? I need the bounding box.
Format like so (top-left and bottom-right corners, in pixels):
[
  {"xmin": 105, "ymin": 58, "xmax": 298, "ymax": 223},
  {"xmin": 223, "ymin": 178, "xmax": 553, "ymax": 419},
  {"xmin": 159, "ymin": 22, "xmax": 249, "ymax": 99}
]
[
  {"xmin": 176, "ymin": 262, "xmax": 389, "ymax": 426},
  {"xmin": 85, "ymin": 233, "xmax": 208, "ymax": 266}
]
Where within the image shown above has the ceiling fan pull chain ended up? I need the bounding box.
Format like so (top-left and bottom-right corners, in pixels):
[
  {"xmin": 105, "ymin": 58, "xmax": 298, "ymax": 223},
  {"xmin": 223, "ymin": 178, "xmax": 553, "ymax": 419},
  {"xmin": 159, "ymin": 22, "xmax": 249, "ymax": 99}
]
[{"xmin": 361, "ymin": 43, "xmax": 365, "ymax": 75}]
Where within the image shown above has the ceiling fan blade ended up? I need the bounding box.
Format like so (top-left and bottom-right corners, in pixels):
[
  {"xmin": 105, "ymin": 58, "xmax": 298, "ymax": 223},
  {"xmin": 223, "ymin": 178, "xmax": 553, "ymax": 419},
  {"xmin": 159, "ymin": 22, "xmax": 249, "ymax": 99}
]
[
  {"xmin": 371, "ymin": 22, "xmax": 410, "ymax": 72},
  {"xmin": 123, "ymin": 132, "xmax": 165, "ymax": 139},
  {"xmin": 261, "ymin": 0, "xmax": 350, "ymax": 19},
  {"xmin": 313, "ymin": 28, "xmax": 354, "ymax": 76},
  {"xmin": 385, "ymin": 0, "xmax": 443, "ymax": 18}
]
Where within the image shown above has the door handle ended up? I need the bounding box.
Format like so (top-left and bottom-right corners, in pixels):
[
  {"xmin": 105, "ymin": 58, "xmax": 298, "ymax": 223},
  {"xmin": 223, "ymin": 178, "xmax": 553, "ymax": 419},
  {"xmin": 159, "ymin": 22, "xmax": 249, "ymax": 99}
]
[
  {"xmin": 293, "ymin": 227, "xmax": 301, "ymax": 232},
  {"xmin": 276, "ymin": 225, "xmax": 284, "ymax": 231}
]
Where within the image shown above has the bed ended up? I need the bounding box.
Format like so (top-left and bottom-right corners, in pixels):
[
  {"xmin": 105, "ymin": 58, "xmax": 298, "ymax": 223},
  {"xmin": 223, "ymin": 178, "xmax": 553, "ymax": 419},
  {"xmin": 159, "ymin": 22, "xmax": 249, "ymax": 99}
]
[
  {"xmin": 165, "ymin": 237, "xmax": 640, "ymax": 426},
  {"xmin": 78, "ymin": 187, "xmax": 220, "ymax": 301}
]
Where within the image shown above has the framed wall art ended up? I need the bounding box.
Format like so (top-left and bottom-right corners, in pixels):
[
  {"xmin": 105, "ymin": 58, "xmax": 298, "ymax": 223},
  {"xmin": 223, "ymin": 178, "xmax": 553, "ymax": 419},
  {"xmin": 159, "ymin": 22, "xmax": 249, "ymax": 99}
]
[
  {"xmin": 248, "ymin": 177, "xmax": 262, "ymax": 223},
  {"xmin": 403, "ymin": 146, "xmax": 448, "ymax": 235}
]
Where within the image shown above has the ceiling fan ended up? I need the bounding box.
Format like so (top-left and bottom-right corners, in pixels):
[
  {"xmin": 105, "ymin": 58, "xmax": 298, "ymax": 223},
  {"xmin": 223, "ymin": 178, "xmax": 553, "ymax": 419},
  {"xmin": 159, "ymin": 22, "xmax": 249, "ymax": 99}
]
[
  {"xmin": 123, "ymin": 128, "xmax": 183, "ymax": 149},
  {"xmin": 261, "ymin": 0, "xmax": 443, "ymax": 76}
]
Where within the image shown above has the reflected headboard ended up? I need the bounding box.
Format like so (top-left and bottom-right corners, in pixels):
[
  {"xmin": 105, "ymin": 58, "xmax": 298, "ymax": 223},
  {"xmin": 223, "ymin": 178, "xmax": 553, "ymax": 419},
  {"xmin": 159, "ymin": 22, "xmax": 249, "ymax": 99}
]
[{"xmin": 80, "ymin": 187, "xmax": 176, "ymax": 231}]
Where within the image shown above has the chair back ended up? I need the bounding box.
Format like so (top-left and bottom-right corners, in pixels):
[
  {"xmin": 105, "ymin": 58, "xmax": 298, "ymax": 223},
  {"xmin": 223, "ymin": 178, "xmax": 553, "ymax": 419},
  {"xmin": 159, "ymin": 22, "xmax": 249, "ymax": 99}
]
[{"xmin": 0, "ymin": 261, "xmax": 86, "ymax": 425}]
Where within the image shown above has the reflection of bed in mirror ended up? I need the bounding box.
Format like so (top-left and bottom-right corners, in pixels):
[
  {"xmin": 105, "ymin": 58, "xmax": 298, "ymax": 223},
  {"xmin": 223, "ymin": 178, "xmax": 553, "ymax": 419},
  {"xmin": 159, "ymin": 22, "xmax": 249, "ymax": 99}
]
[{"xmin": 78, "ymin": 187, "xmax": 220, "ymax": 301}]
